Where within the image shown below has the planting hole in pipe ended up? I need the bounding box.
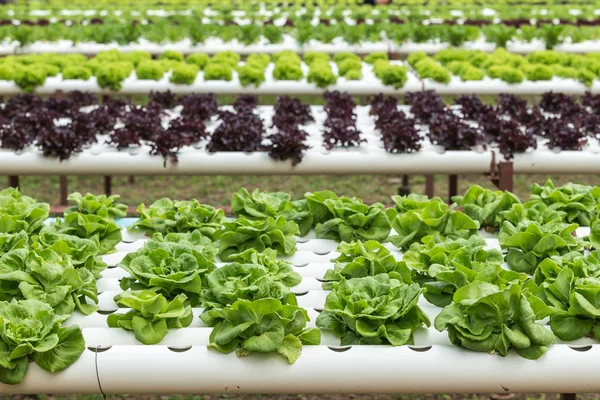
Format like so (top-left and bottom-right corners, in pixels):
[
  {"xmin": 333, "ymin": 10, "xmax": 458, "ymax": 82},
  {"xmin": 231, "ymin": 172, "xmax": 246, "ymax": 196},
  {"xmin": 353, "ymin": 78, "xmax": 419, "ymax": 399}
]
[
  {"xmin": 88, "ymin": 345, "xmax": 112, "ymax": 353},
  {"xmin": 293, "ymin": 262, "xmax": 309, "ymax": 267},
  {"xmin": 569, "ymin": 345, "xmax": 592, "ymax": 352},
  {"xmin": 98, "ymin": 309, "xmax": 117, "ymax": 315},
  {"xmin": 107, "ymin": 264, "xmax": 118, "ymax": 268},
  {"xmin": 328, "ymin": 345, "xmax": 352, "ymax": 353},
  {"xmin": 313, "ymin": 250, "xmax": 331, "ymax": 256},
  {"xmin": 168, "ymin": 345, "xmax": 193, "ymax": 352},
  {"xmin": 293, "ymin": 291, "xmax": 309, "ymax": 296},
  {"xmin": 313, "ymin": 307, "xmax": 323, "ymax": 313},
  {"xmin": 315, "ymin": 277, "xmax": 329, "ymax": 282},
  {"xmin": 408, "ymin": 345, "xmax": 432, "ymax": 352},
  {"xmin": 296, "ymin": 237, "xmax": 309, "ymax": 243}
]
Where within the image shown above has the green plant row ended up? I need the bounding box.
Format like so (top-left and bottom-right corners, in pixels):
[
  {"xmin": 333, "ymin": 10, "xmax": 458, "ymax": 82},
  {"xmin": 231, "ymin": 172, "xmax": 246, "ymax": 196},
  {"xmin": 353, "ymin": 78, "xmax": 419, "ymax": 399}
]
[
  {"xmin": 3, "ymin": 1, "xmax": 600, "ymax": 22},
  {"xmin": 0, "ymin": 189, "xmax": 125, "ymax": 384},
  {"xmin": 4, "ymin": 18, "xmax": 600, "ymax": 50},
  {"xmin": 6, "ymin": 48, "xmax": 600, "ymax": 92},
  {"xmin": 0, "ymin": 49, "xmax": 410, "ymax": 91},
  {"xmin": 408, "ymin": 48, "xmax": 600, "ymax": 86}
]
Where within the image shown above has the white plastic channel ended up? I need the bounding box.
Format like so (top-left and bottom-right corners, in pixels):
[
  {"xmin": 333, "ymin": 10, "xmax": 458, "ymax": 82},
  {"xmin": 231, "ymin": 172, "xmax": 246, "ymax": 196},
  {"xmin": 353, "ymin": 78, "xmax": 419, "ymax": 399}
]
[{"xmin": 2, "ymin": 36, "xmax": 600, "ymax": 55}]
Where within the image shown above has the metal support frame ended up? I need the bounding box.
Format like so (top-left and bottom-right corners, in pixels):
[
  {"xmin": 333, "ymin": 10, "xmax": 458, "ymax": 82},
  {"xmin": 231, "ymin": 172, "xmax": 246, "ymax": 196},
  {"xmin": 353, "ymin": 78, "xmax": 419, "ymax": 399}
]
[
  {"xmin": 59, "ymin": 176, "xmax": 68, "ymax": 206},
  {"xmin": 448, "ymin": 175, "xmax": 458, "ymax": 202},
  {"xmin": 425, "ymin": 174, "xmax": 435, "ymax": 198},
  {"xmin": 489, "ymin": 152, "xmax": 515, "ymax": 192},
  {"xmin": 398, "ymin": 175, "xmax": 411, "ymax": 196},
  {"xmin": 560, "ymin": 394, "xmax": 576, "ymax": 400},
  {"xmin": 104, "ymin": 176, "xmax": 112, "ymax": 196},
  {"xmin": 8, "ymin": 176, "xmax": 19, "ymax": 188}
]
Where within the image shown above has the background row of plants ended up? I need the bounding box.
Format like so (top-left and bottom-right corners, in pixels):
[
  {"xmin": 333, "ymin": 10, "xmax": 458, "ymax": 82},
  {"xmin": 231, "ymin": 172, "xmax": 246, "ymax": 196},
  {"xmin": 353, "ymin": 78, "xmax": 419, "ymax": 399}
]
[
  {"xmin": 408, "ymin": 49, "xmax": 600, "ymax": 85},
  {"xmin": 3, "ymin": 49, "xmax": 600, "ymax": 93},
  {"xmin": 4, "ymin": 18, "xmax": 600, "ymax": 50},
  {"xmin": 0, "ymin": 89, "xmax": 598, "ymax": 164},
  {"xmin": 0, "ymin": 50, "xmax": 409, "ymax": 91},
  {"xmin": 4, "ymin": 178, "xmax": 600, "ymax": 384},
  {"xmin": 4, "ymin": 2, "xmax": 600, "ymax": 22}
]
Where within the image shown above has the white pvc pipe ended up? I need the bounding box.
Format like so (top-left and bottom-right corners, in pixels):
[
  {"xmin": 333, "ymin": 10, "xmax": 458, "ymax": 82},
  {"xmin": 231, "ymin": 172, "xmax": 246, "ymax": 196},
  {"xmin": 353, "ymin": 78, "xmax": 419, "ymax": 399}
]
[
  {"xmin": 3, "ymin": 37, "xmax": 600, "ymax": 56},
  {"xmin": 425, "ymin": 76, "xmax": 589, "ymax": 96},
  {"xmin": 0, "ymin": 351, "xmax": 100, "ymax": 394},
  {"xmin": 91, "ymin": 345, "xmax": 600, "ymax": 394},
  {"xmin": 513, "ymin": 150, "xmax": 600, "ymax": 174},
  {"xmin": 0, "ymin": 150, "xmax": 494, "ymax": 175}
]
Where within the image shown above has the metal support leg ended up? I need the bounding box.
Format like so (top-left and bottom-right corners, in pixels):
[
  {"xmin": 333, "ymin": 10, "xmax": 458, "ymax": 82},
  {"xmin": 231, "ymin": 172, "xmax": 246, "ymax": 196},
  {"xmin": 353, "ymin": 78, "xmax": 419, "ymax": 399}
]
[
  {"xmin": 129, "ymin": 176, "xmax": 135, "ymax": 184},
  {"xmin": 104, "ymin": 176, "xmax": 112, "ymax": 196},
  {"xmin": 448, "ymin": 174, "xmax": 458, "ymax": 202},
  {"xmin": 497, "ymin": 161, "xmax": 514, "ymax": 192},
  {"xmin": 560, "ymin": 394, "xmax": 576, "ymax": 400},
  {"xmin": 398, "ymin": 175, "xmax": 411, "ymax": 196},
  {"xmin": 59, "ymin": 176, "xmax": 68, "ymax": 206},
  {"xmin": 8, "ymin": 176, "xmax": 19, "ymax": 188},
  {"xmin": 425, "ymin": 175, "xmax": 434, "ymax": 198}
]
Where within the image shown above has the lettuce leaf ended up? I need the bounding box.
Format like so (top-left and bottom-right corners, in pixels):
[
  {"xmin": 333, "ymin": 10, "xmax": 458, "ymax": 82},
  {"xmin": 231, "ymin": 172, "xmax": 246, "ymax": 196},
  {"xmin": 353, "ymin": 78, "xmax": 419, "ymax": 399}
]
[
  {"xmin": 231, "ymin": 188, "xmax": 313, "ymax": 236},
  {"xmin": 132, "ymin": 198, "xmax": 225, "ymax": 239},
  {"xmin": 0, "ymin": 299, "xmax": 85, "ymax": 384},
  {"xmin": 402, "ymin": 235, "xmax": 524, "ymax": 307},
  {"xmin": 316, "ymin": 275, "xmax": 430, "ymax": 345},
  {"xmin": 218, "ymin": 216, "xmax": 299, "ymax": 261},
  {"xmin": 200, "ymin": 261, "xmax": 298, "ymax": 326},
  {"xmin": 0, "ymin": 248, "xmax": 99, "ymax": 316},
  {"xmin": 315, "ymin": 197, "xmax": 391, "ymax": 242},
  {"xmin": 0, "ymin": 188, "xmax": 49, "ymax": 235},
  {"xmin": 53, "ymin": 212, "xmax": 122, "ymax": 255},
  {"xmin": 435, "ymin": 282, "xmax": 555, "ymax": 359},
  {"xmin": 323, "ymin": 240, "xmax": 411, "ymax": 289},
  {"xmin": 107, "ymin": 290, "xmax": 193, "ymax": 345},
  {"xmin": 499, "ymin": 220, "xmax": 582, "ymax": 274},
  {"xmin": 227, "ymin": 248, "xmax": 301, "ymax": 287},
  {"xmin": 389, "ymin": 201, "xmax": 479, "ymax": 250},
  {"xmin": 208, "ymin": 298, "xmax": 320, "ymax": 363},
  {"xmin": 452, "ymin": 185, "xmax": 520, "ymax": 230},
  {"xmin": 529, "ymin": 179, "xmax": 600, "ymax": 226},
  {"xmin": 119, "ymin": 231, "xmax": 216, "ymax": 306},
  {"xmin": 65, "ymin": 192, "xmax": 128, "ymax": 219}
]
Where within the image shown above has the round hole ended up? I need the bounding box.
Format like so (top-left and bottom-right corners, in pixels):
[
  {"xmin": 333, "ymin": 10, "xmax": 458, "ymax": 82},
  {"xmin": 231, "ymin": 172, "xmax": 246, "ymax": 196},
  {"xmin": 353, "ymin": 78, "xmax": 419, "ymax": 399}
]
[
  {"xmin": 88, "ymin": 345, "xmax": 112, "ymax": 353},
  {"xmin": 293, "ymin": 291, "xmax": 309, "ymax": 296},
  {"xmin": 408, "ymin": 345, "xmax": 432, "ymax": 352},
  {"xmin": 313, "ymin": 307, "xmax": 323, "ymax": 313},
  {"xmin": 296, "ymin": 237, "xmax": 309, "ymax": 243},
  {"xmin": 107, "ymin": 264, "xmax": 118, "ymax": 269},
  {"xmin": 315, "ymin": 278, "xmax": 329, "ymax": 283},
  {"xmin": 168, "ymin": 345, "xmax": 193, "ymax": 352},
  {"xmin": 569, "ymin": 345, "xmax": 593, "ymax": 352},
  {"xmin": 293, "ymin": 262, "xmax": 309, "ymax": 267},
  {"xmin": 313, "ymin": 250, "xmax": 331, "ymax": 256},
  {"xmin": 98, "ymin": 309, "xmax": 117, "ymax": 315},
  {"xmin": 328, "ymin": 345, "xmax": 352, "ymax": 353}
]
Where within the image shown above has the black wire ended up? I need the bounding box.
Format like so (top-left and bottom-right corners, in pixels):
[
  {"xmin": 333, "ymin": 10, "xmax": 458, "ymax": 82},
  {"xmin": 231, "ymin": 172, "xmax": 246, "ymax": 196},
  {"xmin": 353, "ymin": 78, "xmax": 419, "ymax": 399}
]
[{"xmin": 95, "ymin": 345, "xmax": 107, "ymax": 400}]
